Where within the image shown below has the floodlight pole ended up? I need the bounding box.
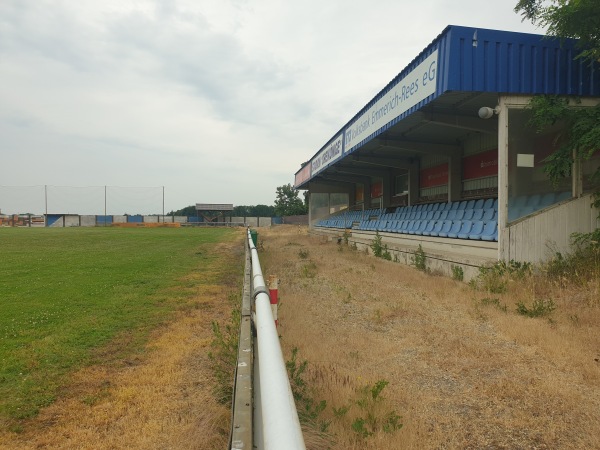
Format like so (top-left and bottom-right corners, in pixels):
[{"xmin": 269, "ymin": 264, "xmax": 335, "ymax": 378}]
[
  {"xmin": 104, "ymin": 185, "xmax": 107, "ymax": 226},
  {"xmin": 162, "ymin": 186, "xmax": 165, "ymax": 223}
]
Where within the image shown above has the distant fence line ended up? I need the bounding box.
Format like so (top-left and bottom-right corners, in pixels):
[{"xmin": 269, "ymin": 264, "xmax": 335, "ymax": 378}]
[
  {"xmin": 0, "ymin": 214, "xmax": 281, "ymax": 228},
  {"xmin": 0, "ymin": 185, "xmax": 166, "ymax": 217}
]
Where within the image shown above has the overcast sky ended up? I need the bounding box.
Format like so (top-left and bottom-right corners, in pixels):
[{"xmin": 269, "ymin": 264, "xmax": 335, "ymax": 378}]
[{"xmin": 0, "ymin": 0, "xmax": 543, "ymax": 215}]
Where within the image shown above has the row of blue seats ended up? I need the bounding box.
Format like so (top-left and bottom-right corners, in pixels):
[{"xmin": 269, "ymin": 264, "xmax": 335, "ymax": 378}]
[
  {"xmin": 379, "ymin": 207, "xmax": 497, "ymax": 223},
  {"xmin": 317, "ymin": 199, "xmax": 498, "ymax": 228},
  {"xmin": 358, "ymin": 219, "xmax": 498, "ymax": 241},
  {"xmin": 394, "ymin": 198, "xmax": 497, "ymax": 214},
  {"xmin": 508, "ymin": 191, "xmax": 570, "ymax": 221}
]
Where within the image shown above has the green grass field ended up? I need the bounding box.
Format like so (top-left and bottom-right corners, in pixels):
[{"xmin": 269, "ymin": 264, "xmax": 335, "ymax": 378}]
[{"xmin": 0, "ymin": 227, "xmax": 241, "ymax": 425}]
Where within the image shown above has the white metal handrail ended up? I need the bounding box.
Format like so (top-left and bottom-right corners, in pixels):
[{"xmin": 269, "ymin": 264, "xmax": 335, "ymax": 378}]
[{"xmin": 247, "ymin": 229, "xmax": 306, "ymax": 450}]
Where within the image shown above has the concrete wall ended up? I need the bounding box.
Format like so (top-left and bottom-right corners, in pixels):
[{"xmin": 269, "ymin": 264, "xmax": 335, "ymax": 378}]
[
  {"xmin": 80, "ymin": 215, "xmax": 96, "ymax": 227},
  {"xmin": 283, "ymin": 215, "xmax": 309, "ymax": 225},
  {"xmin": 64, "ymin": 215, "xmax": 79, "ymax": 227},
  {"xmin": 113, "ymin": 215, "xmax": 127, "ymax": 224},
  {"xmin": 312, "ymin": 227, "xmax": 497, "ymax": 282},
  {"xmin": 245, "ymin": 217, "xmax": 258, "ymax": 227},
  {"xmin": 258, "ymin": 217, "xmax": 272, "ymax": 227},
  {"xmin": 143, "ymin": 215, "xmax": 158, "ymax": 223},
  {"xmin": 173, "ymin": 216, "xmax": 187, "ymax": 223}
]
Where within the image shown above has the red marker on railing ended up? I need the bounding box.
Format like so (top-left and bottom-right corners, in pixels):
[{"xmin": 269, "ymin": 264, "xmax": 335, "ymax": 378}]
[{"xmin": 268, "ymin": 275, "xmax": 278, "ymax": 327}]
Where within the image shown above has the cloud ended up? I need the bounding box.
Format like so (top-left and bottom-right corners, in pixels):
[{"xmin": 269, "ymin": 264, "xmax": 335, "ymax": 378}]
[{"xmin": 0, "ymin": 0, "xmax": 544, "ymax": 214}]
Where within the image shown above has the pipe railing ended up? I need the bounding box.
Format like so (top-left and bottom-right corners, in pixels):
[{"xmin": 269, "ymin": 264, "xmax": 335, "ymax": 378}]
[{"xmin": 247, "ymin": 228, "xmax": 306, "ymax": 450}]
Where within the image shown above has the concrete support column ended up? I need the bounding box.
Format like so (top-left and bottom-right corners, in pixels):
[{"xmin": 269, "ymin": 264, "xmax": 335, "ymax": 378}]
[
  {"xmin": 382, "ymin": 172, "xmax": 392, "ymax": 209},
  {"xmin": 448, "ymin": 155, "xmax": 462, "ymax": 202},
  {"xmin": 363, "ymin": 179, "xmax": 372, "ymax": 209},
  {"xmin": 408, "ymin": 163, "xmax": 419, "ymax": 205}
]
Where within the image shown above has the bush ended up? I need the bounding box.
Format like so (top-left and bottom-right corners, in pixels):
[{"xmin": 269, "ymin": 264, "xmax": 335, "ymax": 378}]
[{"xmin": 411, "ymin": 245, "xmax": 427, "ymax": 272}]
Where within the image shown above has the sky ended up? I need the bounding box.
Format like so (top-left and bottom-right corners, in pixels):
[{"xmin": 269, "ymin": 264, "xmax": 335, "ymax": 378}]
[{"xmin": 0, "ymin": 0, "xmax": 543, "ymax": 215}]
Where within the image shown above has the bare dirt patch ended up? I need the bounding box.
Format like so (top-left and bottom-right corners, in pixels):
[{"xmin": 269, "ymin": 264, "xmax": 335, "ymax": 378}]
[
  {"xmin": 0, "ymin": 239, "xmax": 244, "ymax": 450},
  {"xmin": 259, "ymin": 226, "xmax": 600, "ymax": 449}
]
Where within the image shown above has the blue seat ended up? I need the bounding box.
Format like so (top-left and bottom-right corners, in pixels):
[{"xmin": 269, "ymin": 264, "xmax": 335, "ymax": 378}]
[
  {"xmin": 432, "ymin": 220, "xmax": 452, "ymax": 237},
  {"xmin": 463, "ymin": 209, "xmax": 474, "ymax": 220},
  {"xmin": 465, "ymin": 199, "xmax": 476, "ymax": 210},
  {"xmin": 526, "ymin": 194, "xmax": 541, "ymax": 207},
  {"xmin": 428, "ymin": 220, "xmax": 445, "ymax": 237},
  {"xmin": 467, "ymin": 220, "xmax": 485, "ymax": 239},
  {"xmin": 474, "ymin": 199, "xmax": 485, "ymax": 210},
  {"xmin": 422, "ymin": 220, "xmax": 437, "ymax": 236},
  {"xmin": 457, "ymin": 220, "xmax": 474, "ymax": 239},
  {"xmin": 401, "ymin": 220, "xmax": 415, "ymax": 234},
  {"xmin": 450, "ymin": 202, "xmax": 460, "ymax": 210},
  {"xmin": 440, "ymin": 202, "xmax": 452, "ymax": 211},
  {"xmin": 540, "ymin": 192, "xmax": 556, "ymax": 208},
  {"xmin": 408, "ymin": 220, "xmax": 423, "ymax": 234},
  {"xmin": 557, "ymin": 191, "xmax": 571, "ymax": 202},
  {"xmin": 438, "ymin": 210, "xmax": 449, "ymax": 220},
  {"xmin": 482, "ymin": 209, "xmax": 495, "ymax": 221},
  {"xmin": 481, "ymin": 221, "xmax": 498, "ymax": 241},
  {"xmin": 446, "ymin": 220, "xmax": 463, "ymax": 238},
  {"xmin": 432, "ymin": 211, "xmax": 441, "ymax": 221},
  {"xmin": 438, "ymin": 220, "xmax": 457, "ymax": 238},
  {"xmin": 483, "ymin": 198, "xmax": 494, "ymax": 209},
  {"xmin": 512, "ymin": 195, "xmax": 528, "ymax": 208},
  {"xmin": 454, "ymin": 209, "xmax": 465, "ymax": 220},
  {"xmin": 493, "ymin": 198, "xmax": 499, "ymax": 211},
  {"xmin": 413, "ymin": 220, "xmax": 429, "ymax": 235},
  {"xmin": 457, "ymin": 201, "xmax": 468, "ymax": 210},
  {"xmin": 472, "ymin": 209, "xmax": 484, "ymax": 221},
  {"xmin": 446, "ymin": 210, "xmax": 458, "ymax": 220}
]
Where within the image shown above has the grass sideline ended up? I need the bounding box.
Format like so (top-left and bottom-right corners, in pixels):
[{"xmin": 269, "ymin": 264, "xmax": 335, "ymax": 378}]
[{"xmin": 0, "ymin": 227, "xmax": 238, "ymax": 429}]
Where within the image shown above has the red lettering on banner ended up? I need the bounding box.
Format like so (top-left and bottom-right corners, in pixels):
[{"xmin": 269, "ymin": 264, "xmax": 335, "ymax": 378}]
[
  {"xmin": 463, "ymin": 149, "xmax": 498, "ymax": 180},
  {"xmin": 420, "ymin": 163, "xmax": 448, "ymax": 188}
]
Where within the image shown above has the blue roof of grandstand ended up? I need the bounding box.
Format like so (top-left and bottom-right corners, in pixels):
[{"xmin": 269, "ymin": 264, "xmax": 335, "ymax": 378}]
[{"xmin": 295, "ymin": 25, "xmax": 600, "ymax": 188}]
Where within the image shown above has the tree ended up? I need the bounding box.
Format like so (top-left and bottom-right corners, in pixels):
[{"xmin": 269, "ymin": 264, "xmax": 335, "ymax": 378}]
[
  {"xmin": 274, "ymin": 184, "xmax": 308, "ymax": 217},
  {"xmin": 515, "ymin": 0, "xmax": 600, "ymax": 215},
  {"xmin": 515, "ymin": 0, "xmax": 600, "ymax": 61}
]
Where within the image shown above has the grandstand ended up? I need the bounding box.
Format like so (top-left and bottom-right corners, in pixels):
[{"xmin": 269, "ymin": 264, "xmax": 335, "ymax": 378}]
[{"xmin": 294, "ymin": 26, "xmax": 600, "ymax": 278}]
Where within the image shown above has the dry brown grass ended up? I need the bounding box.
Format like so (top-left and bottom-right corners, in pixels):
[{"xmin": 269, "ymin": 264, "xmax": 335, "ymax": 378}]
[
  {"xmin": 260, "ymin": 226, "xmax": 600, "ymax": 449},
  {"xmin": 0, "ymin": 238, "xmax": 244, "ymax": 450}
]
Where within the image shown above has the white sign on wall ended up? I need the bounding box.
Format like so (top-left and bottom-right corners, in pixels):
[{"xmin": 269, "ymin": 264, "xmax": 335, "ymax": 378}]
[
  {"xmin": 344, "ymin": 50, "xmax": 439, "ymax": 152},
  {"xmin": 311, "ymin": 134, "xmax": 343, "ymax": 175}
]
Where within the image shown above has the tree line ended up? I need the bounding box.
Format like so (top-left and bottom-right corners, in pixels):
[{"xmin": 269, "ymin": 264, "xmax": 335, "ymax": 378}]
[{"xmin": 168, "ymin": 183, "xmax": 308, "ymax": 217}]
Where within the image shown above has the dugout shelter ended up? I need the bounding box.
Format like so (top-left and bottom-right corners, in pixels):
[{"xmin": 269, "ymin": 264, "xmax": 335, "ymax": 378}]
[{"xmin": 294, "ymin": 25, "xmax": 600, "ymax": 276}]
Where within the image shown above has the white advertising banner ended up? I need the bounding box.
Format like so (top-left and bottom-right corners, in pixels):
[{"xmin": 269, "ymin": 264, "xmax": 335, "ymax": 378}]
[
  {"xmin": 311, "ymin": 133, "xmax": 343, "ymax": 175},
  {"xmin": 344, "ymin": 50, "xmax": 438, "ymax": 151}
]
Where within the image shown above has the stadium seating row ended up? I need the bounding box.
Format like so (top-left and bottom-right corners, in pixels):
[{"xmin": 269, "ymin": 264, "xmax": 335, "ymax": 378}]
[
  {"xmin": 316, "ymin": 198, "xmax": 499, "ymax": 241},
  {"xmin": 358, "ymin": 219, "xmax": 497, "ymax": 241},
  {"xmin": 508, "ymin": 191, "xmax": 570, "ymax": 221}
]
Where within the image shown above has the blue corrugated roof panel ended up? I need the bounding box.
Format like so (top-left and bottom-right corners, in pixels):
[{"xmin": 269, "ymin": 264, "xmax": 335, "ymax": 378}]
[{"xmin": 445, "ymin": 26, "xmax": 598, "ymax": 96}]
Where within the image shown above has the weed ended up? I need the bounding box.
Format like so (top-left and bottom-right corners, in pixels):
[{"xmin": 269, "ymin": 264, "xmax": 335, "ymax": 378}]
[
  {"xmin": 411, "ymin": 245, "xmax": 427, "ymax": 272},
  {"xmin": 208, "ymin": 292, "xmax": 241, "ymax": 404},
  {"xmin": 382, "ymin": 245, "xmax": 392, "ymax": 261},
  {"xmin": 343, "ymin": 230, "xmax": 350, "ymax": 245},
  {"xmin": 516, "ymin": 298, "xmax": 556, "ymax": 318},
  {"xmin": 451, "ymin": 265, "xmax": 464, "ymax": 282},
  {"xmin": 470, "ymin": 260, "xmax": 530, "ymax": 293},
  {"xmin": 298, "ymin": 248, "xmax": 309, "ymax": 259},
  {"xmin": 351, "ymin": 242, "xmax": 358, "ymax": 251},
  {"xmin": 350, "ymin": 380, "xmax": 403, "ymax": 439},
  {"xmin": 286, "ymin": 348, "xmax": 330, "ymax": 432},
  {"xmin": 301, "ymin": 261, "xmax": 318, "ymax": 278},
  {"xmin": 370, "ymin": 232, "xmax": 384, "ymax": 258},
  {"xmin": 480, "ymin": 297, "xmax": 508, "ymax": 312}
]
